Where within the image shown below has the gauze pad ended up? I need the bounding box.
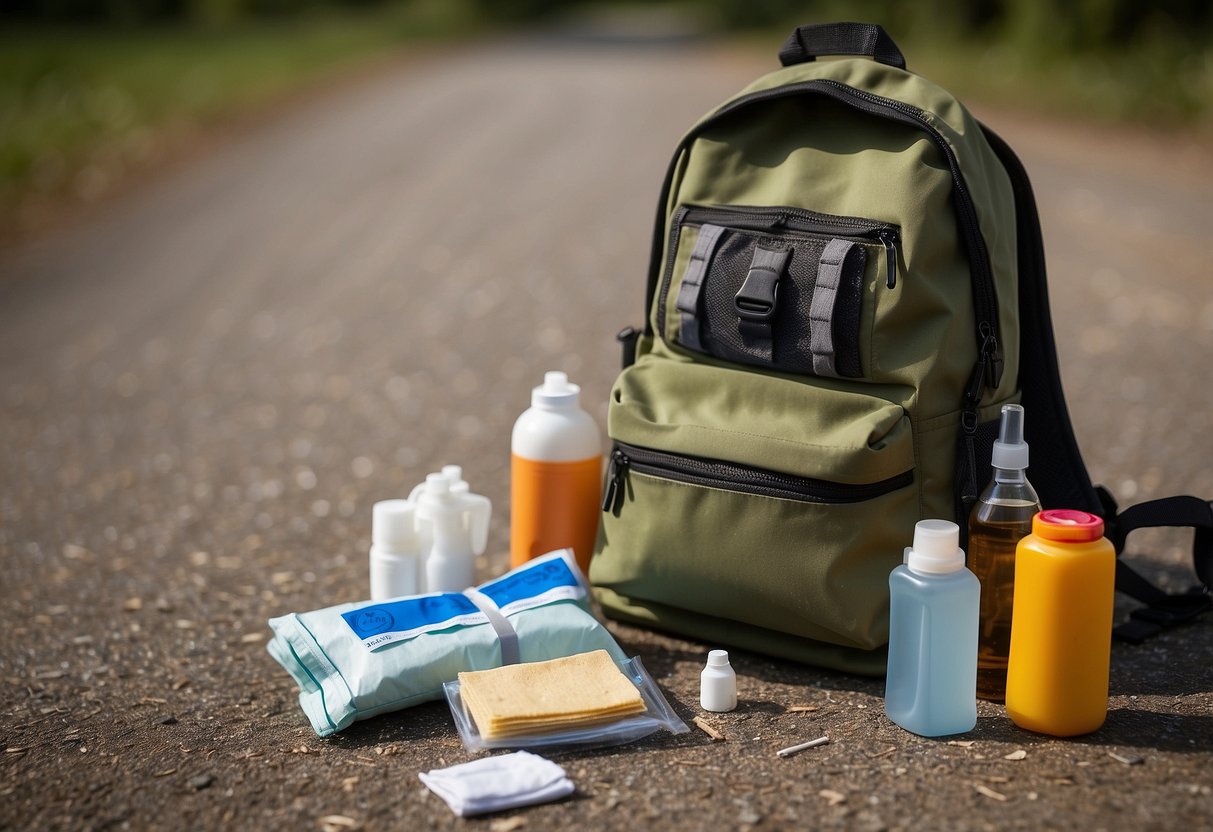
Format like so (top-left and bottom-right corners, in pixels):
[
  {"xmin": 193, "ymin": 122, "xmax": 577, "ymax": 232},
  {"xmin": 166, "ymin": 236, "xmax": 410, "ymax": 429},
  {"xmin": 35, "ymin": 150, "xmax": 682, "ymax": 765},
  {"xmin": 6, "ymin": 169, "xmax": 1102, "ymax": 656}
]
[{"xmin": 267, "ymin": 549, "xmax": 626, "ymax": 737}]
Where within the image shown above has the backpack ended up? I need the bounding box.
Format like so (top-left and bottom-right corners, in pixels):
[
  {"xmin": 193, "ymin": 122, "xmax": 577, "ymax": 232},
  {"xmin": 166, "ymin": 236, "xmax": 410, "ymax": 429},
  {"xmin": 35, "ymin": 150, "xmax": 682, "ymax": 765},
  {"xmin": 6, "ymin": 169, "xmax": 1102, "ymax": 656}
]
[{"xmin": 588, "ymin": 22, "xmax": 1211, "ymax": 674}]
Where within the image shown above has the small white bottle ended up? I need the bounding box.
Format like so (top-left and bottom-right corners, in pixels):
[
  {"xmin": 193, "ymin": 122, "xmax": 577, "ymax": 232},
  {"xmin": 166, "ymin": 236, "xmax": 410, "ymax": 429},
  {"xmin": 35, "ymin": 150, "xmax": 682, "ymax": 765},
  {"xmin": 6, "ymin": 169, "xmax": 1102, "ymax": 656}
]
[
  {"xmin": 416, "ymin": 474, "xmax": 491, "ymax": 593},
  {"xmin": 510, "ymin": 371, "xmax": 602, "ymax": 575},
  {"xmin": 700, "ymin": 649, "xmax": 738, "ymax": 712},
  {"xmin": 369, "ymin": 499, "xmax": 423, "ymax": 601}
]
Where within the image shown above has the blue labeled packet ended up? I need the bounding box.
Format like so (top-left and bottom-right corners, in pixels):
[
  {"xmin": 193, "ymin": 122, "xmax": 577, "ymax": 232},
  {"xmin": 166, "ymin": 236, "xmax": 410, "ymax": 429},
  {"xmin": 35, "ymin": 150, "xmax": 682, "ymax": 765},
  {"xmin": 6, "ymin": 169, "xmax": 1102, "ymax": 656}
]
[{"xmin": 267, "ymin": 550, "xmax": 626, "ymax": 737}]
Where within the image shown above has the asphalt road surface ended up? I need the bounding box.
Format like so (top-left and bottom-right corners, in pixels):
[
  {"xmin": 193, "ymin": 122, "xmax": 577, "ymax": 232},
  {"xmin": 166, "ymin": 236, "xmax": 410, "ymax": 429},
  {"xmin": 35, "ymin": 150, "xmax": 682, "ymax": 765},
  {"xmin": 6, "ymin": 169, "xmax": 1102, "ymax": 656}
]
[{"xmin": 2, "ymin": 32, "xmax": 1211, "ymax": 832}]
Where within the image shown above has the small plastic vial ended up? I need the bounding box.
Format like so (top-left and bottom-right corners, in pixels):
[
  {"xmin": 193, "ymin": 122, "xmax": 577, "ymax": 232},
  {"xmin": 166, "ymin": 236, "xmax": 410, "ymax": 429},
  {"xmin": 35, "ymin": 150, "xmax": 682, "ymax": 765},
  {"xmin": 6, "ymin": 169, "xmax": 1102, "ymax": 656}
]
[
  {"xmin": 369, "ymin": 499, "xmax": 422, "ymax": 601},
  {"xmin": 700, "ymin": 649, "xmax": 738, "ymax": 712}
]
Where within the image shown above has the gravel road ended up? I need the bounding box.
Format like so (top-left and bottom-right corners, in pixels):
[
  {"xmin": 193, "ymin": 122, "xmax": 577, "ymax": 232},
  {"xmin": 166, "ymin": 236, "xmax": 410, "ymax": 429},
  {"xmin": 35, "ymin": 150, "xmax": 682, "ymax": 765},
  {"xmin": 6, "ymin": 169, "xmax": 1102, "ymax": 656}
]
[{"xmin": 1, "ymin": 31, "xmax": 1210, "ymax": 832}]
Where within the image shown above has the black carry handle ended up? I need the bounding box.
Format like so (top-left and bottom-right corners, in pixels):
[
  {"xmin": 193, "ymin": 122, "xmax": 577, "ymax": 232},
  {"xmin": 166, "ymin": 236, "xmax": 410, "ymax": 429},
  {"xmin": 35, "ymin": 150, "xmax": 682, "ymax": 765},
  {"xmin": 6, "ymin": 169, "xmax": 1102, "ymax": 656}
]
[
  {"xmin": 779, "ymin": 22, "xmax": 907, "ymax": 71},
  {"xmin": 1097, "ymin": 487, "xmax": 1213, "ymax": 643}
]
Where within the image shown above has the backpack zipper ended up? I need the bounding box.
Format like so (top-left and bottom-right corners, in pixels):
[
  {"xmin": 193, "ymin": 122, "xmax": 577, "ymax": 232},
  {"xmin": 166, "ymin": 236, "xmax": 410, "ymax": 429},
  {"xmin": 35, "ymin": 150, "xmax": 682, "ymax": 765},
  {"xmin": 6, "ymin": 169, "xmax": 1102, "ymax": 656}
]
[
  {"xmin": 645, "ymin": 79, "xmax": 1003, "ymax": 395},
  {"xmin": 602, "ymin": 442, "xmax": 913, "ymax": 514},
  {"xmin": 656, "ymin": 204, "xmax": 900, "ymax": 339},
  {"xmin": 688, "ymin": 204, "xmax": 900, "ymax": 285}
]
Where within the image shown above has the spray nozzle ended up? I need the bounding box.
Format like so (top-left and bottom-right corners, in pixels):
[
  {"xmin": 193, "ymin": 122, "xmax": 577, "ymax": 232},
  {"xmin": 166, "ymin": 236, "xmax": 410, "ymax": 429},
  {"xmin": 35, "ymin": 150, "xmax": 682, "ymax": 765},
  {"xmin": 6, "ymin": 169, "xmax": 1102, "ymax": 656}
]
[{"xmin": 991, "ymin": 404, "xmax": 1029, "ymax": 471}]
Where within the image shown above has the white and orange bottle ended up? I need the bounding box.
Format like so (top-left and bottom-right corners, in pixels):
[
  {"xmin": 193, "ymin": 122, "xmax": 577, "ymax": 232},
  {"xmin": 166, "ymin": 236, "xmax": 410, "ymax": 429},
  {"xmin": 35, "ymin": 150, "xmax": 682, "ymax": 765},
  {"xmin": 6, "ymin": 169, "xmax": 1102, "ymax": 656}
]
[{"xmin": 510, "ymin": 371, "xmax": 602, "ymax": 574}]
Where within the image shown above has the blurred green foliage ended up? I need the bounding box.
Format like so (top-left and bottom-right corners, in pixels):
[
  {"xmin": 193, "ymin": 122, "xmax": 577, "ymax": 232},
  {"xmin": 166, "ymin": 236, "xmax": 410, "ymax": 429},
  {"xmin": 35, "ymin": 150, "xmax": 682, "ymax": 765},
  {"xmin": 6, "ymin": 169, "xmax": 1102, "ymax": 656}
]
[
  {"xmin": 0, "ymin": 0, "xmax": 479, "ymax": 234},
  {"xmin": 2, "ymin": 0, "xmax": 1209, "ymax": 238}
]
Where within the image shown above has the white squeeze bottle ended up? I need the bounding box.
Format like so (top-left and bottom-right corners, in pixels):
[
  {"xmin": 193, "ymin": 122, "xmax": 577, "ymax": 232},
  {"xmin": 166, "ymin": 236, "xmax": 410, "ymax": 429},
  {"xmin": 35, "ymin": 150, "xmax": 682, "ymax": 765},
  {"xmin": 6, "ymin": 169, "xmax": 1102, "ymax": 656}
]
[
  {"xmin": 369, "ymin": 499, "xmax": 423, "ymax": 601},
  {"xmin": 408, "ymin": 465, "xmax": 491, "ymax": 557},
  {"xmin": 884, "ymin": 519, "xmax": 980, "ymax": 737},
  {"xmin": 510, "ymin": 371, "xmax": 602, "ymax": 575},
  {"xmin": 416, "ymin": 473, "xmax": 491, "ymax": 593}
]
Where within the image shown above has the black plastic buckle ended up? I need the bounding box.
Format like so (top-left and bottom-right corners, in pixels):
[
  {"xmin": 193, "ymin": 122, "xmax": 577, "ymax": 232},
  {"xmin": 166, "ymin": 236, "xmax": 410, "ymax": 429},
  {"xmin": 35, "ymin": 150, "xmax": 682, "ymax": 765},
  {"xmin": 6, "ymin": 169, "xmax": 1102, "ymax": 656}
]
[
  {"xmin": 734, "ymin": 270, "xmax": 779, "ymax": 321},
  {"xmin": 734, "ymin": 245, "xmax": 789, "ymax": 323}
]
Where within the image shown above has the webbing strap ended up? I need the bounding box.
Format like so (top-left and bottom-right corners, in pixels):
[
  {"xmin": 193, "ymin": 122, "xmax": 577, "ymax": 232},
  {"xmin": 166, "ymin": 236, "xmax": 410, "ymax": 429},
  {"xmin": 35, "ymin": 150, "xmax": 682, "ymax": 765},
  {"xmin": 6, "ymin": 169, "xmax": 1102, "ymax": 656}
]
[
  {"xmin": 462, "ymin": 588, "xmax": 520, "ymax": 666},
  {"xmin": 675, "ymin": 223, "xmax": 726, "ymax": 351},
  {"xmin": 809, "ymin": 239, "xmax": 857, "ymax": 377},
  {"xmin": 1099, "ymin": 489, "xmax": 1213, "ymax": 643}
]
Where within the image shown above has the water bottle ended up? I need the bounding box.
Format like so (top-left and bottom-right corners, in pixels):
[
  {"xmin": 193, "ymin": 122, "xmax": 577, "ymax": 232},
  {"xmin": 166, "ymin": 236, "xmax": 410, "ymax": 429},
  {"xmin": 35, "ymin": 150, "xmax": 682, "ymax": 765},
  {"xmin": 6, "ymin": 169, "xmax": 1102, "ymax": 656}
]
[
  {"xmin": 510, "ymin": 371, "xmax": 602, "ymax": 574},
  {"xmin": 967, "ymin": 404, "xmax": 1041, "ymax": 701},
  {"xmin": 885, "ymin": 519, "xmax": 980, "ymax": 737},
  {"xmin": 1006, "ymin": 509, "xmax": 1115, "ymax": 736},
  {"xmin": 415, "ymin": 473, "xmax": 491, "ymax": 593}
]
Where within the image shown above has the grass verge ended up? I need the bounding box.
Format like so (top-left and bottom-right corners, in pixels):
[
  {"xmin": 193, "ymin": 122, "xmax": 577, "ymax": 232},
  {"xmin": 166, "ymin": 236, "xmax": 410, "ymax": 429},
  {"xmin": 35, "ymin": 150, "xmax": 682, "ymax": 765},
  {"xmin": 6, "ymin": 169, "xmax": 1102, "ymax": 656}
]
[{"xmin": 0, "ymin": 0, "xmax": 481, "ymax": 240}]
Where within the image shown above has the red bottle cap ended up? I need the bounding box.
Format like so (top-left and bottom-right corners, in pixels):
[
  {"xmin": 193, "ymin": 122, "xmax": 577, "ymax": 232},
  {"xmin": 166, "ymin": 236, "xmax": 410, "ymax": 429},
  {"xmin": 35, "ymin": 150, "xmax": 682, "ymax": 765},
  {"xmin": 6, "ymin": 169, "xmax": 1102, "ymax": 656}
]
[{"xmin": 1033, "ymin": 509, "xmax": 1105, "ymax": 542}]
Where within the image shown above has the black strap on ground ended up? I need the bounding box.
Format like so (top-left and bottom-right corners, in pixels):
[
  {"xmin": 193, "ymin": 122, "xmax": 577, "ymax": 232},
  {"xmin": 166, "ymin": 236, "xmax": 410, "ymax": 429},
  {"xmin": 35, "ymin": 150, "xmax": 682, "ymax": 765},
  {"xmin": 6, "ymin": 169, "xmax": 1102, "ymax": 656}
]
[{"xmin": 1098, "ymin": 486, "xmax": 1213, "ymax": 643}]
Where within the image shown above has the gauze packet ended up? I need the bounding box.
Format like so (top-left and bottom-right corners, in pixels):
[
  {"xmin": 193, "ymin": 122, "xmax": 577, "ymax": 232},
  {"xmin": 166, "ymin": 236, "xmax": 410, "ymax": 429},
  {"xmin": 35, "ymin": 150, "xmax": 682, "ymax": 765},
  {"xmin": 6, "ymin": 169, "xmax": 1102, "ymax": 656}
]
[{"xmin": 267, "ymin": 549, "xmax": 625, "ymax": 737}]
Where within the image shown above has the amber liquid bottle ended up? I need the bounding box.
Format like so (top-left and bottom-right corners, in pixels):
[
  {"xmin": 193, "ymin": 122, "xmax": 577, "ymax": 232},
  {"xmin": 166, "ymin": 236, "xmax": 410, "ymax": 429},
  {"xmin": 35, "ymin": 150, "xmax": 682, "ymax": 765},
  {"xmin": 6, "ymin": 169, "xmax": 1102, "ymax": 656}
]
[{"xmin": 967, "ymin": 404, "xmax": 1040, "ymax": 702}]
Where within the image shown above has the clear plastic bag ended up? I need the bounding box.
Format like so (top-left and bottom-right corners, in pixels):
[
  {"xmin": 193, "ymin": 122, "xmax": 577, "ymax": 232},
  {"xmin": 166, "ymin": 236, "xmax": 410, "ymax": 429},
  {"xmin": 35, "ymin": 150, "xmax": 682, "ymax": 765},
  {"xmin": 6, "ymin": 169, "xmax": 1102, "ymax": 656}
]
[{"xmin": 443, "ymin": 655, "xmax": 689, "ymax": 752}]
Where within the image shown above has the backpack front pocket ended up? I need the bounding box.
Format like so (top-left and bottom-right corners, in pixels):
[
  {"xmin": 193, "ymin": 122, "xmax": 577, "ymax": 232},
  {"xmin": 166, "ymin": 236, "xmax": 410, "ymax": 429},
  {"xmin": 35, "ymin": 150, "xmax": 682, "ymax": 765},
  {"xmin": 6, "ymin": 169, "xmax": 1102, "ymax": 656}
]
[
  {"xmin": 591, "ymin": 358, "xmax": 918, "ymax": 660},
  {"xmin": 657, "ymin": 204, "xmax": 899, "ymax": 380}
]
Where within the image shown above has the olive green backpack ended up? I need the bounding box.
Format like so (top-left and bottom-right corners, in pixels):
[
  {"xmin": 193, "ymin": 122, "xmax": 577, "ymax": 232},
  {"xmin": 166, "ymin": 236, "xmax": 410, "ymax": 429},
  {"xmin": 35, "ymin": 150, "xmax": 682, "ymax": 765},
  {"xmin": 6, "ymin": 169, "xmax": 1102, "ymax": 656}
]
[{"xmin": 589, "ymin": 22, "xmax": 1213, "ymax": 674}]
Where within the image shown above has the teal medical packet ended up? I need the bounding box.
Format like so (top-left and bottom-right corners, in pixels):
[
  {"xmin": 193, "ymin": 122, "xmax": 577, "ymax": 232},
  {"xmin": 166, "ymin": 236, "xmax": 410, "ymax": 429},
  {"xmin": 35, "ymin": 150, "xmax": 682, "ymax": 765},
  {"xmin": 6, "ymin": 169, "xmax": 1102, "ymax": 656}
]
[{"xmin": 267, "ymin": 550, "xmax": 627, "ymax": 737}]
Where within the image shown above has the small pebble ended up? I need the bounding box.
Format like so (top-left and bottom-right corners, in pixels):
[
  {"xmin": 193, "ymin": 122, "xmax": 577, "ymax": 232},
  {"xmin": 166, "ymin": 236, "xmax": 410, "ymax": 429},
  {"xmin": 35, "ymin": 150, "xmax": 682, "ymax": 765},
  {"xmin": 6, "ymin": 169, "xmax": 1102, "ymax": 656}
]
[{"xmin": 189, "ymin": 774, "xmax": 214, "ymax": 791}]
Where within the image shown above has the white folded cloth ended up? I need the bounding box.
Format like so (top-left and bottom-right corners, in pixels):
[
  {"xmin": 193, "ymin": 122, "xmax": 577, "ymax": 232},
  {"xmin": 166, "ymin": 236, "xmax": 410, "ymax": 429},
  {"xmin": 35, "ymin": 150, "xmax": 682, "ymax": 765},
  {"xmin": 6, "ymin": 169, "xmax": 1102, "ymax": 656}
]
[{"xmin": 418, "ymin": 750, "xmax": 575, "ymax": 817}]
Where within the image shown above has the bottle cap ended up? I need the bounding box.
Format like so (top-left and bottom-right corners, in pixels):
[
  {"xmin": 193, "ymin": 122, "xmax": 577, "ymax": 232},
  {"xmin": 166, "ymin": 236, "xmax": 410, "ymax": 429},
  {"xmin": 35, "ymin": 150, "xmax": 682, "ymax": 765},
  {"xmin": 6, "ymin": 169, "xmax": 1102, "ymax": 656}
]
[
  {"xmin": 904, "ymin": 519, "xmax": 964, "ymax": 574},
  {"xmin": 991, "ymin": 404, "xmax": 1029, "ymax": 470},
  {"xmin": 372, "ymin": 499, "xmax": 417, "ymax": 549},
  {"xmin": 442, "ymin": 464, "xmax": 469, "ymax": 494},
  {"xmin": 1033, "ymin": 509, "xmax": 1104, "ymax": 542},
  {"xmin": 531, "ymin": 371, "xmax": 580, "ymax": 409}
]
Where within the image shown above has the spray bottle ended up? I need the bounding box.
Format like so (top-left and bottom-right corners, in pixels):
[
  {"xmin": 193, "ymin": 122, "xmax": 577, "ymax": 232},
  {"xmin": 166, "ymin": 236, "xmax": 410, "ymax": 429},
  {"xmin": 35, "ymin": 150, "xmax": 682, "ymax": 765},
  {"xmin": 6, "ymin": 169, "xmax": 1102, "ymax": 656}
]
[
  {"xmin": 967, "ymin": 404, "xmax": 1041, "ymax": 701},
  {"xmin": 510, "ymin": 371, "xmax": 602, "ymax": 574},
  {"xmin": 409, "ymin": 465, "xmax": 491, "ymax": 558},
  {"xmin": 884, "ymin": 519, "xmax": 980, "ymax": 737},
  {"xmin": 415, "ymin": 473, "xmax": 492, "ymax": 593}
]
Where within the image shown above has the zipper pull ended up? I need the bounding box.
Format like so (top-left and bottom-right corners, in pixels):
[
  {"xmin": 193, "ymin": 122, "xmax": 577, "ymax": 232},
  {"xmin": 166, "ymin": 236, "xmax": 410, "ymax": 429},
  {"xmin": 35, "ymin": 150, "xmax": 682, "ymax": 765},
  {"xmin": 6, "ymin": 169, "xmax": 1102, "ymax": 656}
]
[
  {"xmin": 602, "ymin": 449, "xmax": 629, "ymax": 514},
  {"xmin": 877, "ymin": 229, "xmax": 898, "ymax": 289},
  {"xmin": 978, "ymin": 321, "xmax": 1002, "ymax": 391}
]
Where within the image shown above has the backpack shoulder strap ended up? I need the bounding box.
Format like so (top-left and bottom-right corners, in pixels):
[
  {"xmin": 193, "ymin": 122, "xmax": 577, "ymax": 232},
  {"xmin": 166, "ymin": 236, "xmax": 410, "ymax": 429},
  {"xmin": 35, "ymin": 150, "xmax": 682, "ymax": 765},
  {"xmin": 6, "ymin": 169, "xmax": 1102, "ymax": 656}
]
[
  {"xmin": 978, "ymin": 124, "xmax": 1101, "ymax": 514},
  {"xmin": 981, "ymin": 123, "xmax": 1212, "ymax": 641},
  {"xmin": 1098, "ymin": 487, "xmax": 1213, "ymax": 643}
]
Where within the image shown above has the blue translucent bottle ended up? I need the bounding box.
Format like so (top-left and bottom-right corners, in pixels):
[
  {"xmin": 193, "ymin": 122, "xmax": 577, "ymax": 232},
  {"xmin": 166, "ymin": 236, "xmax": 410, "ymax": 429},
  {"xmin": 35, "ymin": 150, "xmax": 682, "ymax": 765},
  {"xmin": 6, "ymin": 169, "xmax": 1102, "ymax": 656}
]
[{"xmin": 884, "ymin": 519, "xmax": 980, "ymax": 737}]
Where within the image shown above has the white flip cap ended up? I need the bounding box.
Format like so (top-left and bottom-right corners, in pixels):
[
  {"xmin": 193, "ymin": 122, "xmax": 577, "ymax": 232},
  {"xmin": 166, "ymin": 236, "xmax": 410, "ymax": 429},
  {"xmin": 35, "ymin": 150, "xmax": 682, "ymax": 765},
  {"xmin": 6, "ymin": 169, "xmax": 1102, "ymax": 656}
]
[
  {"xmin": 904, "ymin": 519, "xmax": 965, "ymax": 575},
  {"xmin": 372, "ymin": 499, "xmax": 417, "ymax": 549},
  {"xmin": 531, "ymin": 371, "xmax": 580, "ymax": 409}
]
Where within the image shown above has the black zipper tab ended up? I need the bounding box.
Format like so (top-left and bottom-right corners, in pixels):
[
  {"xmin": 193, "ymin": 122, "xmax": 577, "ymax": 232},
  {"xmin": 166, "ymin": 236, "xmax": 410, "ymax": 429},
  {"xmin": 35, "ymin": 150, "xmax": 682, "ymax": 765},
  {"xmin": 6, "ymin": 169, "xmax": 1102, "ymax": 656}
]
[
  {"xmin": 602, "ymin": 449, "xmax": 629, "ymax": 513},
  {"xmin": 878, "ymin": 228, "xmax": 899, "ymax": 289}
]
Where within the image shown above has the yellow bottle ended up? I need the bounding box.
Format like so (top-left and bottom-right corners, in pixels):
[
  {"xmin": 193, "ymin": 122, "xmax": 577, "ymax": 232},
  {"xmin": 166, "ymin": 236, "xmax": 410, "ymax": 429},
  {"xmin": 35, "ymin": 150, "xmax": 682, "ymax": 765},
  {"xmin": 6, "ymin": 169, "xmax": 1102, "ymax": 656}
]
[{"xmin": 1005, "ymin": 510, "xmax": 1116, "ymax": 736}]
